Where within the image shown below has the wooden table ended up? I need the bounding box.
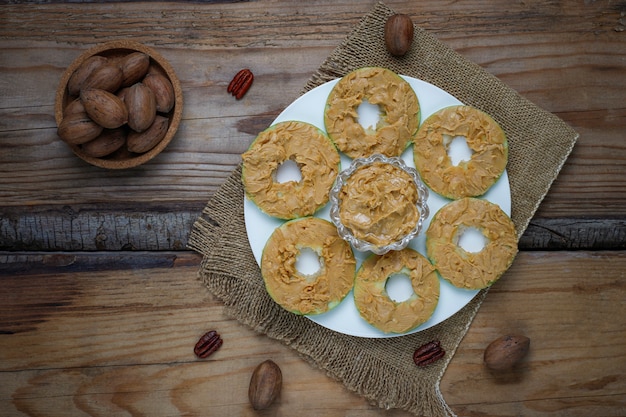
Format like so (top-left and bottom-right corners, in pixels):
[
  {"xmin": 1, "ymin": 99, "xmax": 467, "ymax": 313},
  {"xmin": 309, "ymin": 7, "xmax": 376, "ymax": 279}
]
[{"xmin": 1, "ymin": 1, "xmax": 625, "ymax": 416}]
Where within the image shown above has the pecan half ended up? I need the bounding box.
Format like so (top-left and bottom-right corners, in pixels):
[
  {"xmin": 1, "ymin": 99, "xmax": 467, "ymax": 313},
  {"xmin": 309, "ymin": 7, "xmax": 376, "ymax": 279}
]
[
  {"xmin": 194, "ymin": 330, "xmax": 223, "ymax": 358},
  {"xmin": 227, "ymin": 68, "xmax": 254, "ymax": 99},
  {"xmin": 413, "ymin": 339, "xmax": 445, "ymax": 367}
]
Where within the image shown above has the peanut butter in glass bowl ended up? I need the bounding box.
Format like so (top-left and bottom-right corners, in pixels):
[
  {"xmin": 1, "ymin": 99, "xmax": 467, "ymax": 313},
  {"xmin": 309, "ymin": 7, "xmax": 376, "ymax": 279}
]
[{"xmin": 329, "ymin": 154, "xmax": 429, "ymax": 255}]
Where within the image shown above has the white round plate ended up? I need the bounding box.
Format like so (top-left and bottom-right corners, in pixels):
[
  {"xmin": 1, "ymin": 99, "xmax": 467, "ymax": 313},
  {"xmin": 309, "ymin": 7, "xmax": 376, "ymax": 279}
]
[{"xmin": 244, "ymin": 76, "xmax": 511, "ymax": 338}]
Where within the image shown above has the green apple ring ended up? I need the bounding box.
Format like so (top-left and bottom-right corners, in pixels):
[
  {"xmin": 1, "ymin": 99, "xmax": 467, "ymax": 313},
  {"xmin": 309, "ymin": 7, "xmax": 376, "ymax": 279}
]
[
  {"xmin": 353, "ymin": 248, "xmax": 439, "ymax": 334},
  {"xmin": 413, "ymin": 105, "xmax": 508, "ymax": 199},
  {"xmin": 324, "ymin": 67, "xmax": 420, "ymax": 159},
  {"xmin": 261, "ymin": 217, "xmax": 356, "ymax": 315},
  {"xmin": 242, "ymin": 121, "xmax": 341, "ymax": 220},
  {"xmin": 426, "ymin": 198, "xmax": 518, "ymax": 290}
]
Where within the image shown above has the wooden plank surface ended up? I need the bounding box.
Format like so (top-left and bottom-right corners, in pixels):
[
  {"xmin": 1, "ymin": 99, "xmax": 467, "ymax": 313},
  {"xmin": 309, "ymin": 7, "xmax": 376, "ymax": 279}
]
[
  {"xmin": 1, "ymin": 251, "xmax": 625, "ymax": 416},
  {"xmin": 1, "ymin": 0, "xmax": 625, "ymax": 416},
  {"xmin": 1, "ymin": 0, "xmax": 625, "ymax": 218},
  {"xmin": 2, "ymin": 204, "xmax": 626, "ymax": 251}
]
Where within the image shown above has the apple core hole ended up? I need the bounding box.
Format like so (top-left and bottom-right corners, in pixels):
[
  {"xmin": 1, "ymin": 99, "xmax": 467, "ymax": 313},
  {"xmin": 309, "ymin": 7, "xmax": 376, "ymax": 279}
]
[
  {"xmin": 357, "ymin": 99, "xmax": 382, "ymax": 132},
  {"xmin": 446, "ymin": 135, "xmax": 474, "ymax": 166},
  {"xmin": 296, "ymin": 247, "xmax": 321, "ymax": 277},
  {"xmin": 385, "ymin": 273, "xmax": 414, "ymax": 303},
  {"xmin": 275, "ymin": 159, "xmax": 302, "ymax": 183},
  {"xmin": 457, "ymin": 226, "xmax": 487, "ymax": 253}
]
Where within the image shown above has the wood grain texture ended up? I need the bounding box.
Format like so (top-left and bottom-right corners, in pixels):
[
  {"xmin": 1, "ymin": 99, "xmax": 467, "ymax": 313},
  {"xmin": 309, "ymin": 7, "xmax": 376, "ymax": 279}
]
[
  {"xmin": 0, "ymin": 1, "xmax": 625, "ymax": 415},
  {"xmin": 520, "ymin": 217, "xmax": 626, "ymax": 250},
  {"xmin": 0, "ymin": 0, "xmax": 625, "ymax": 217},
  {"xmin": 1, "ymin": 251, "xmax": 624, "ymax": 416},
  {"xmin": 2, "ymin": 204, "xmax": 625, "ymax": 251},
  {"xmin": 0, "ymin": 203, "xmax": 205, "ymax": 251},
  {"xmin": 441, "ymin": 250, "xmax": 626, "ymax": 417}
]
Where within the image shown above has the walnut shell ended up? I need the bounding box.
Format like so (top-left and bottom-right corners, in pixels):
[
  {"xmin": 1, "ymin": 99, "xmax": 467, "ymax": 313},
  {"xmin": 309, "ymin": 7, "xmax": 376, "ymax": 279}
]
[
  {"xmin": 67, "ymin": 55, "xmax": 108, "ymax": 97},
  {"xmin": 80, "ymin": 88, "xmax": 128, "ymax": 129},
  {"xmin": 484, "ymin": 334, "xmax": 530, "ymax": 371},
  {"xmin": 57, "ymin": 111, "xmax": 103, "ymax": 145},
  {"xmin": 81, "ymin": 127, "xmax": 127, "ymax": 158},
  {"xmin": 81, "ymin": 63, "xmax": 124, "ymax": 93},
  {"xmin": 126, "ymin": 115, "xmax": 168, "ymax": 153},
  {"xmin": 119, "ymin": 52, "xmax": 150, "ymax": 87},
  {"xmin": 125, "ymin": 83, "xmax": 157, "ymax": 132},
  {"xmin": 143, "ymin": 73, "xmax": 175, "ymax": 113},
  {"xmin": 248, "ymin": 360, "xmax": 282, "ymax": 410},
  {"xmin": 384, "ymin": 14, "xmax": 414, "ymax": 56},
  {"xmin": 63, "ymin": 98, "xmax": 86, "ymax": 117}
]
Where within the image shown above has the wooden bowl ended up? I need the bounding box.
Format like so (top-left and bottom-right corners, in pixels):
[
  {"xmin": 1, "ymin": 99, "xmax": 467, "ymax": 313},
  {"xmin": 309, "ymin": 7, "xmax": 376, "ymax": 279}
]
[{"xmin": 54, "ymin": 40, "xmax": 183, "ymax": 169}]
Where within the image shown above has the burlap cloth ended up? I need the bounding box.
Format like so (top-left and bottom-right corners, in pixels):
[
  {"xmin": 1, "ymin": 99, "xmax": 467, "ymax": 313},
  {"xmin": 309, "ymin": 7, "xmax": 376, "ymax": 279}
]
[{"xmin": 188, "ymin": 2, "xmax": 578, "ymax": 416}]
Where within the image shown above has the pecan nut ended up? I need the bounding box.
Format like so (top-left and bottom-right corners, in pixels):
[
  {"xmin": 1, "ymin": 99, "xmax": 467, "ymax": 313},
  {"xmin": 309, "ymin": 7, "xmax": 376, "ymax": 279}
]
[
  {"xmin": 194, "ymin": 330, "xmax": 223, "ymax": 358},
  {"xmin": 227, "ymin": 68, "xmax": 254, "ymax": 99},
  {"xmin": 413, "ymin": 339, "xmax": 445, "ymax": 367}
]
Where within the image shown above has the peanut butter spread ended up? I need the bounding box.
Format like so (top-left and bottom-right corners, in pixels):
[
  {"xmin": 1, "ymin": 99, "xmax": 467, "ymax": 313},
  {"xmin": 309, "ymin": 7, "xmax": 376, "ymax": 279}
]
[
  {"xmin": 261, "ymin": 217, "xmax": 356, "ymax": 315},
  {"xmin": 338, "ymin": 162, "xmax": 420, "ymax": 247},
  {"xmin": 426, "ymin": 198, "xmax": 518, "ymax": 290},
  {"xmin": 353, "ymin": 248, "xmax": 439, "ymax": 334},
  {"xmin": 242, "ymin": 121, "xmax": 340, "ymax": 220},
  {"xmin": 413, "ymin": 105, "xmax": 508, "ymax": 200},
  {"xmin": 324, "ymin": 67, "xmax": 420, "ymax": 159}
]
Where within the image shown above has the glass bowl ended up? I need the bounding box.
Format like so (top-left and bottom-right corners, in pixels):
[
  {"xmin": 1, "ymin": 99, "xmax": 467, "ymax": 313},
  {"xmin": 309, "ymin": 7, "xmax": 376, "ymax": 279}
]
[{"xmin": 329, "ymin": 154, "xmax": 429, "ymax": 255}]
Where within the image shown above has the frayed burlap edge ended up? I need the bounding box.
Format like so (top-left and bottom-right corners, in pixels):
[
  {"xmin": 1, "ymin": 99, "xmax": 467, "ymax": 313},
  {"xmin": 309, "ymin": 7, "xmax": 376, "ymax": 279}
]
[
  {"xmin": 188, "ymin": 165, "xmax": 489, "ymax": 417},
  {"xmin": 188, "ymin": 2, "xmax": 578, "ymax": 416}
]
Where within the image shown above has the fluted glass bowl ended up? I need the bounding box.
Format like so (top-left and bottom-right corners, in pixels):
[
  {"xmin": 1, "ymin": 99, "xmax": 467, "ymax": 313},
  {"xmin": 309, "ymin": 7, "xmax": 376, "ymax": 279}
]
[{"xmin": 329, "ymin": 154, "xmax": 429, "ymax": 255}]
